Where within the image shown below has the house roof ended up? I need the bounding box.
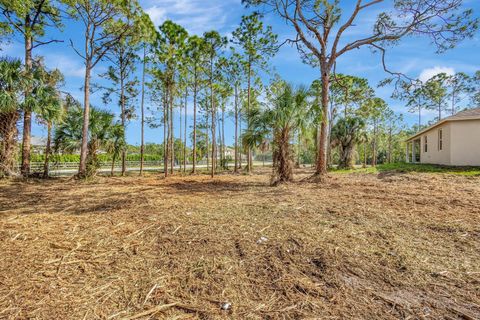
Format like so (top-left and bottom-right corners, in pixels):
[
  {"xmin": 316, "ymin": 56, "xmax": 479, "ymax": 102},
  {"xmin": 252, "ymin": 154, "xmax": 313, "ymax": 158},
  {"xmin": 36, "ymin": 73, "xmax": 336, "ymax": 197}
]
[{"xmin": 406, "ymin": 107, "xmax": 480, "ymax": 142}]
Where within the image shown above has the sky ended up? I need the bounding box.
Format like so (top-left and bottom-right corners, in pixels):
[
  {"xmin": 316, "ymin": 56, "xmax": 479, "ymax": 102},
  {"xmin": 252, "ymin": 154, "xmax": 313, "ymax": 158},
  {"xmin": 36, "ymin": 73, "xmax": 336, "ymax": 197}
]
[{"xmin": 2, "ymin": 0, "xmax": 480, "ymax": 147}]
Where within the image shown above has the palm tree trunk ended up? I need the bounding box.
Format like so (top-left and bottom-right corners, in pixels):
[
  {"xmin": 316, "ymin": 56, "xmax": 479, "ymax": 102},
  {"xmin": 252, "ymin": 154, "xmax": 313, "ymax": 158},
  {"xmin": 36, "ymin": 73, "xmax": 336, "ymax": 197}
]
[
  {"xmin": 0, "ymin": 112, "xmax": 20, "ymax": 177},
  {"xmin": 274, "ymin": 128, "xmax": 293, "ymax": 184}
]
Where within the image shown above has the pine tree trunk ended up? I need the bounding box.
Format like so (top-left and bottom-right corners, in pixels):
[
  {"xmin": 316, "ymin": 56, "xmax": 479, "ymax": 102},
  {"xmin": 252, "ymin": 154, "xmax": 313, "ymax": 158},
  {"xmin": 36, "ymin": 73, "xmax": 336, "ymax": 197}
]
[
  {"xmin": 21, "ymin": 31, "xmax": 33, "ymax": 176},
  {"xmin": 163, "ymin": 89, "xmax": 168, "ymax": 177},
  {"xmin": 184, "ymin": 87, "xmax": 187, "ymax": 173},
  {"xmin": 206, "ymin": 111, "xmax": 209, "ymax": 171},
  {"xmin": 210, "ymin": 55, "xmax": 216, "ymax": 178},
  {"xmin": 169, "ymin": 94, "xmax": 174, "ymax": 174},
  {"xmin": 239, "ymin": 111, "xmax": 242, "ymax": 170},
  {"xmin": 111, "ymin": 153, "xmax": 116, "ymax": 177},
  {"xmin": 234, "ymin": 84, "xmax": 239, "ymax": 173},
  {"xmin": 120, "ymin": 69, "xmax": 126, "ymax": 176},
  {"xmin": 222, "ymin": 107, "xmax": 225, "ymax": 169},
  {"xmin": 372, "ymin": 119, "xmax": 377, "ymax": 167},
  {"xmin": 140, "ymin": 44, "xmax": 146, "ymax": 176},
  {"xmin": 192, "ymin": 74, "xmax": 197, "ymax": 174},
  {"xmin": 246, "ymin": 60, "xmax": 252, "ymax": 173},
  {"xmin": 42, "ymin": 122, "xmax": 52, "ymax": 178},
  {"xmin": 315, "ymin": 71, "xmax": 329, "ymax": 176},
  {"xmin": 179, "ymin": 98, "xmax": 182, "ymax": 172},
  {"xmin": 79, "ymin": 62, "xmax": 92, "ymax": 177}
]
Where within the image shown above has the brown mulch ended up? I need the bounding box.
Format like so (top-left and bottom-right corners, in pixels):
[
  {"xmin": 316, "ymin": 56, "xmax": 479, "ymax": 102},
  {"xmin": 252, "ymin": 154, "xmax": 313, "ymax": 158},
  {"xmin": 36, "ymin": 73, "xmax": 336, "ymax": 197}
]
[{"xmin": 0, "ymin": 169, "xmax": 479, "ymax": 319}]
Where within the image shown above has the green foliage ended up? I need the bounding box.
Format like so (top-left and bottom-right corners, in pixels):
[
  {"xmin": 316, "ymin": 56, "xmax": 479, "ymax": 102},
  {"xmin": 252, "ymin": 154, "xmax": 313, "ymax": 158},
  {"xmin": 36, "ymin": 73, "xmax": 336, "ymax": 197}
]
[
  {"xmin": 0, "ymin": 0, "xmax": 63, "ymax": 42},
  {"xmin": 0, "ymin": 57, "xmax": 24, "ymax": 113},
  {"xmin": 54, "ymin": 104, "xmax": 124, "ymax": 176},
  {"xmin": 333, "ymin": 162, "xmax": 480, "ymax": 176},
  {"xmin": 231, "ymin": 12, "xmax": 278, "ymax": 70}
]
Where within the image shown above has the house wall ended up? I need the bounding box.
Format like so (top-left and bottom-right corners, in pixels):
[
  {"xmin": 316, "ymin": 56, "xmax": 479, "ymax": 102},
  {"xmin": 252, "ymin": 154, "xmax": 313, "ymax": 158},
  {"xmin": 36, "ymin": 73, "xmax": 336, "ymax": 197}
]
[
  {"xmin": 419, "ymin": 123, "xmax": 451, "ymax": 165},
  {"xmin": 450, "ymin": 120, "xmax": 480, "ymax": 166}
]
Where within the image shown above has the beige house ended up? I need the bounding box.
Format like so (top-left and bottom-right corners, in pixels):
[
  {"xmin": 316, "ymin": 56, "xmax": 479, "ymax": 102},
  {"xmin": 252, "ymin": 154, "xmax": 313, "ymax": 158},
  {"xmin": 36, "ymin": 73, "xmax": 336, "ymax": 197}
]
[{"xmin": 405, "ymin": 108, "xmax": 480, "ymax": 166}]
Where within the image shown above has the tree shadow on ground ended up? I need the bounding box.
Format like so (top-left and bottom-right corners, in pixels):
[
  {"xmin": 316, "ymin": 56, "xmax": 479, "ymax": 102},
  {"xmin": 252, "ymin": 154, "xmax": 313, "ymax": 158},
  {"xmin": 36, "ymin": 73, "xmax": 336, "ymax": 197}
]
[{"xmin": 164, "ymin": 179, "xmax": 266, "ymax": 195}]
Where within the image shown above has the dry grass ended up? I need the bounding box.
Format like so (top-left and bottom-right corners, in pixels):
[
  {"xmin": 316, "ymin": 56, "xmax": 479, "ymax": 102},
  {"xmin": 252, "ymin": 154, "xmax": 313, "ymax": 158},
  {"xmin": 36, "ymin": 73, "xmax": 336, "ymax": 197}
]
[{"xmin": 0, "ymin": 168, "xmax": 479, "ymax": 319}]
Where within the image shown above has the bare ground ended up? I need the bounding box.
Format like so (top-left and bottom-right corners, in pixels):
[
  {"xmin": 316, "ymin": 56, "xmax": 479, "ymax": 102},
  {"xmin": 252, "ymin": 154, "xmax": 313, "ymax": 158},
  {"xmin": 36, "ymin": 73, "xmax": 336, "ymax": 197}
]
[{"xmin": 0, "ymin": 169, "xmax": 479, "ymax": 319}]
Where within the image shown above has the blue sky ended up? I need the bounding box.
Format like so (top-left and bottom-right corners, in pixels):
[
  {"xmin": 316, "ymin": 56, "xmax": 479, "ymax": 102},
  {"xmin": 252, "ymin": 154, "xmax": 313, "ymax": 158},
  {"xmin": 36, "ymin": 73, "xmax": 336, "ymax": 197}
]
[{"xmin": 3, "ymin": 0, "xmax": 480, "ymax": 146}]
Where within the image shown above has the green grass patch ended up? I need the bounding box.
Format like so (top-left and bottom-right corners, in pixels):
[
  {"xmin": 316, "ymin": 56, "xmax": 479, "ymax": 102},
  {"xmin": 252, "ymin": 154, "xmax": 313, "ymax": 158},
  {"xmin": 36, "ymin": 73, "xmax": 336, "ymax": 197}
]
[{"xmin": 331, "ymin": 162, "xmax": 480, "ymax": 176}]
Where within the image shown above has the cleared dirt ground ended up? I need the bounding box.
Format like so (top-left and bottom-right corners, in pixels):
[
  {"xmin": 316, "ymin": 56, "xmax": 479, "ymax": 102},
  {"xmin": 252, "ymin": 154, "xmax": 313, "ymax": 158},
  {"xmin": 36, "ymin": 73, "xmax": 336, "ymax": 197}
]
[{"xmin": 0, "ymin": 169, "xmax": 479, "ymax": 319}]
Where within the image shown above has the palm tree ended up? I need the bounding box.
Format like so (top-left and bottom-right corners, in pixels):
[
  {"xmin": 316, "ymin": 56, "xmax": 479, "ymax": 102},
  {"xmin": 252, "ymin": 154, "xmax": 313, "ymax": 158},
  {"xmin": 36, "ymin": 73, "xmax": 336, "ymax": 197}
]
[
  {"xmin": 37, "ymin": 88, "xmax": 63, "ymax": 178},
  {"xmin": 55, "ymin": 104, "xmax": 123, "ymax": 177},
  {"xmin": 105, "ymin": 124, "xmax": 126, "ymax": 176},
  {"xmin": 34, "ymin": 67, "xmax": 64, "ymax": 178},
  {"xmin": 245, "ymin": 81, "xmax": 310, "ymax": 185},
  {"xmin": 330, "ymin": 117, "xmax": 366, "ymax": 170},
  {"xmin": 0, "ymin": 58, "xmax": 24, "ymax": 177}
]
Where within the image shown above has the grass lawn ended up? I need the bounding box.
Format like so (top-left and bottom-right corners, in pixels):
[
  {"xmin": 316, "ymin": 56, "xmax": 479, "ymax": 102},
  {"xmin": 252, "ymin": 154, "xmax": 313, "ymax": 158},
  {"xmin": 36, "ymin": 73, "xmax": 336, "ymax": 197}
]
[
  {"xmin": 0, "ymin": 168, "xmax": 479, "ymax": 319},
  {"xmin": 333, "ymin": 162, "xmax": 480, "ymax": 176}
]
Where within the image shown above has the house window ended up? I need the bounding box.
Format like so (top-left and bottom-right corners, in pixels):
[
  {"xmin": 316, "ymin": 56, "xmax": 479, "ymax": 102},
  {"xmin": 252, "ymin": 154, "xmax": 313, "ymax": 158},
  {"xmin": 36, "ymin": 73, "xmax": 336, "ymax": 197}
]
[
  {"xmin": 438, "ymin": 129, "xmax": 443, "ymax": 151},
  {"xmin": 424, "ymin": 136, "xmax": 428, "ymax": 153}
]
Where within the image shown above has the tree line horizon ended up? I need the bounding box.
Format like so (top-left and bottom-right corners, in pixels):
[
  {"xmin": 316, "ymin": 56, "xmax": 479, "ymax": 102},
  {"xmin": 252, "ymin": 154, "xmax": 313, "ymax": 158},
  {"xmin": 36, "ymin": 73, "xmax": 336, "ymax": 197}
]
[{"xmin": 1, "ymin": 0, "xmax": 479, "ymax": 183}]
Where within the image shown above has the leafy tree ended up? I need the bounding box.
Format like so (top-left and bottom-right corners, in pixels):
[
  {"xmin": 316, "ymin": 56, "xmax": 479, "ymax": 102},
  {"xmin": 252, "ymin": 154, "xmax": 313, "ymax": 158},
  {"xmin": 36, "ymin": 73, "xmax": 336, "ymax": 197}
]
[
  {"xmin": 330, "ymin": 117, "xmax": 365, "ymax": 169},
  {"xmin": 383, "ymin": 109, "xmax": 404, "ymax": 164},
  {"xmin": 100, "ymin": 37, "xmax": 140, "ymax": 176},
  {"xmin": 185, "ymin": 35, "xmax": 207, "ymax": 173},
  {"xmin": 446, "ymin": 72, "xmax": 471, "ymax": 114},
  {"xmin": 153, "ymin": 20, "xmax": 188, "ymax": 176},
  {"xmin": 67, "ymin": 0, "xmax": 147, "ymax": 178},
  {"xmin": 423, "ymin": 73, "xmax": 449, "ymax": 120},
  {"xmin": 136, "ymin": 14, "xmax": 156, "ymax": 176},
  {"xmin": 1, "ymin": 0, "xmax": 63, "ymax": 176},
  {"xmin": 357, "ymin": 97, "xmax": 388, "ymax": 166},
  {"xmin": 203, "ymin": 30, "xmax": 227, "ymax": 177},
  {"xmin": 225, "ymin": 50, "xmax": 246, "ymax": 172},
  {"xmin": 244, "ymin": 0, "xmax": 479, "ymax": 177},
  {"xmin": 331, "ymin": 74, "xmax": 373, "ymax": 118},
  {"xmin": 471, "ymin": 71, "xmax": 480, "ymax": 107},
  {"xmin": 394, "ymin": 81, "xmax": 426, "ymax": 129},
  {"xmin": 232, "ymin": 12, "xmax": 278, "ymax": 173}
]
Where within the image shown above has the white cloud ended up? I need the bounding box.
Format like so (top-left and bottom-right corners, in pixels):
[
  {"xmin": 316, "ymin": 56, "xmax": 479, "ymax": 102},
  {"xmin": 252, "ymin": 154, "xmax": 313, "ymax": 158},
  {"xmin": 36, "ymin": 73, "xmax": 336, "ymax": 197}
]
[
  {"xmin": 145, "ymin": 5, "xmax": 167, "ymax": 26},
  {"xmin": 141, "ymin": 0, "xmax": 240, "ymax": 35},
  {"xmin": 43, "ymin": 54, "xmax": 85, "ymax": 78},
  {"xmin": 419, "ymin": 66, "xmax": 455, "ymax": 82}
]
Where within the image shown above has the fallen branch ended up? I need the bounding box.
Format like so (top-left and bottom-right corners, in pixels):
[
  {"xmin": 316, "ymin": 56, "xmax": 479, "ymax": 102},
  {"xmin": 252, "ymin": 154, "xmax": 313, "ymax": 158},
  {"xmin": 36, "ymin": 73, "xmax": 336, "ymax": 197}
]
[{"xmin": 122, "ymin": 303, "xmax": 178, "ymax": 320}]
